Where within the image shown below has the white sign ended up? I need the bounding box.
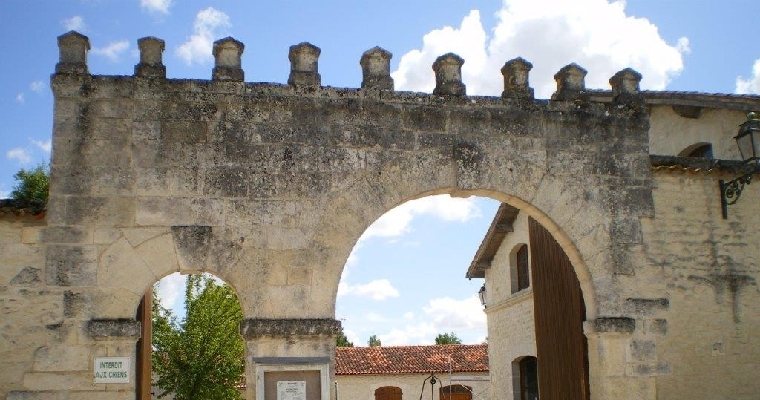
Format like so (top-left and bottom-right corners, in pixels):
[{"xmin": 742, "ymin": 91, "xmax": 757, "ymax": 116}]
[
  {"xmin": 277, "ymin": 380, "xmax": 306, "ymax": 400},
  {"xmin": 93, "ymin": 357, "xmax": 130, "ymax": 384}
]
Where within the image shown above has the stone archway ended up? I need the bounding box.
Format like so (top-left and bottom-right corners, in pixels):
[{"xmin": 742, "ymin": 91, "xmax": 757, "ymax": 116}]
[{"xmin": 18, "ymin": 32, "xmax": 656, "ymax": 400}]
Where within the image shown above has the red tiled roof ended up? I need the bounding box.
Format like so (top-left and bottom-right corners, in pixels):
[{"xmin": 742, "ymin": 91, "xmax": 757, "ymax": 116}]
[{"xmin": 335, "ymin": 344, "xmax": 489, "ymax": 375}]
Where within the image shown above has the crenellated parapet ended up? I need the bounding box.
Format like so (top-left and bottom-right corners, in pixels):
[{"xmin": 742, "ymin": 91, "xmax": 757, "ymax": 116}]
[
  {"xmin": 360, "ymin": 46, "xmax": 393, "ymax": 90},
  {"xmin": 53, "ymin": 31, "xmax": 656, "ymax": 107},
  {"xmin": 501, "ymin": 57, "xmax": 534, "ymax": 100},
  {"xmin": 552, "ymin": 63, "xmax": 588, "ymax": 101},
  {"xmin": 213, "ymin": 37, "xmax": 245, "ymax": 82},
  {"xmin": 56, "ymin": 31, "xmax": 90, "ymax": 75},
  {"xmin": 288, "ymin": 42, "xmax": 321, "ymax": 88},
  {"xmin": 135, "ymin": 36, "xmax": 165, "ymax": 78}
]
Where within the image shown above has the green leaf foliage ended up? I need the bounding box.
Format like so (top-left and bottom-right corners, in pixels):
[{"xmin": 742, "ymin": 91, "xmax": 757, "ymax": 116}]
[
  {"xmin": 152, "ymin": 274, "xmax": 245, "ymax": 400},
  {"xmin": 368, "ymin": 334, "xmax": 381, "ymax": 347},
  {"xmin": 336, "ymin": 327, "xmax": 353, "ymax": 347},
  {"xmin": 434, "ymin": 332, "xmax": 462, "ymax": 345},
  {"xmin": 10, "ymin": 162, "xmax": 49, "ymax": 213}
]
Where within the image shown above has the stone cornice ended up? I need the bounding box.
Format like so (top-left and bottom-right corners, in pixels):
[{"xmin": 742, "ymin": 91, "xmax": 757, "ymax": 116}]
[{"xmin": 240, "ymin": 318, "xmax": 341, "ymax": 339}]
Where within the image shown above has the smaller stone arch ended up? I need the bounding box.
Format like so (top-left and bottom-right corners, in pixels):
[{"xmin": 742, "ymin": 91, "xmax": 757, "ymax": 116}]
[
  {"xmin": 374, "ymin": 385, "xmax": 402, "ymax": 400},
  {"xmin": 440, "ymin": 383, "xmax": 473, "ymax": 400},
  {"xmin": 678, "ymin": 142, "xmax": 713, "ymax": 158},
  {"xmin": 511, "ymin": 356, "xmax": 539, "ymax": 400}
]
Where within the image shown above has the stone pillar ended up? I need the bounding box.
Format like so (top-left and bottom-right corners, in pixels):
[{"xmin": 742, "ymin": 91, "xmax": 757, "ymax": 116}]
[
  {"xmin": 552, "ymin": 63, "xmax": 587, "ymax": 101},
  {"xmin": 609, "ymin": 68, "xmax": 643, "ymax": 105},
  {"xmin": 213, "ymin": 37, "xmax": 245, "ymax": 82},
  {"xmin": 56, "ymin": 31, "xmax": 90, "ymax": 75},
  {"xmin": 501, "ymin": 57, "xmax": 534, "ymax": 100},
  {"xmin": 135, "ymin": 36, "xmax": 166, "ymax": 78},
  {"xmin": 241, "ymin": 318, "xmax": 341, "ymax": 400},
  {"xmin": 288, "ymin": 43, "xmax": 321, "ymax": 88},
  {"xmin": 433, "ymin": 53, "xmax": 466, "ymax": 96},
  {"xmin": 585, "ymin": 318, "xmax": 658, "ymax": 400},
  {"xmin": 360, "ymin": 46, "xmax": 394, "ymax": 90}
]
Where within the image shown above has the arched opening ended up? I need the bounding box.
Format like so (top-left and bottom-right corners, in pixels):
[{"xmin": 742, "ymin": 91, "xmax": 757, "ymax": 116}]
[
  {"xmin": 678, "ymin": 142, "xmax": 713, "ymax": 158},
  {"xmin": 440, "ymin": 383, "xmax": 473, "ymax": 400},
  {"xmin": 335, "ymin": 194, "xmax": 498, "ymax": 347},
  {"xmin": 137, "ymin": 272, "xmax": 246, "ymax": 400},
  {"xmin": 374, "ymin": 386, "xmax": 402, "ymax": 400},
  {"xmin": 333, "ymin": 189, "xmax": 593, "ymax": 400},
  {"xmin": 511, "ymin": 356, "xmax": 538, "ymax": 400}
]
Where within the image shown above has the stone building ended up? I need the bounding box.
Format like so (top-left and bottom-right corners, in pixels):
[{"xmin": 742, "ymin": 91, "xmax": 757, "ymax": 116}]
[
  {"xmin": 466, "ymin": 103, "xmax": 760, "ymax": 400},
  {"xmin": 0, "ymin": 31, "xmax": 759, "ymax": 400},
  {"xmin": 335, "ymin": 344, "xmax": 489, "ymax": 400}
]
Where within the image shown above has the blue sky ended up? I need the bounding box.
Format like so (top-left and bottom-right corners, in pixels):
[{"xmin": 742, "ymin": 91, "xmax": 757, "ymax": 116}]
[{"xmin": 3, "ymin": 0, "xmax": 760, "ymax": 345}]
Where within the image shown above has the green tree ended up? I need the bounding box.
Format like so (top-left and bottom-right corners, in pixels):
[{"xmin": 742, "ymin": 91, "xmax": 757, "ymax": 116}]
[
  {"xmin": 152, "ymin": 274, "xmax": 245, "ymax": 400},
  {"xmin": 434, "ymin": 332, "xmax": 462, "ymax": 345},
  {"xmin": 10, "ymin": 162, "xmax": 49, "ymax": 213},
  {"xmin": 368, "ymin": 334, "xmax": 381, "ymax": 347},
  {"xmin": 336, "ymin": 326, "xmax": 354, "ymax": 347}
]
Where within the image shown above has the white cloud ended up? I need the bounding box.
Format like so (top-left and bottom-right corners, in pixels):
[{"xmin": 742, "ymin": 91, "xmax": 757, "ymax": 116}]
[
  {"xmin": 380, "ymin": 321, "xmax": 440, "ymax": 345},
  {"xmin": 15, "ymin": 93, "xmax": 24, "ymax": 103},
  {"xmin": 30, "ymin": 81, "xmax": 45, "ymax": 93},
  {"xmin": 62, "ymin": 16, "xmax": 85, "ymax": 31},
  {"xmin": 155, "ymin": 272, "xmax": 186, "ymax": 314},
  {"xmin": 364, "ymin": 296, "xmax": 485, "ymax": 345},
  {"xmin": 361, "ymin": 195, "xmax": 481, "ymax": 240},
  {"xmin": 7, "ymin": 148, "xmax": 32, "ymax": 164},
  {"xmin": 338, "ymin": 279, "xmax": 399, "ymax": 301},
  {"xmin": 0, "ymin": 189, "xmax": 9, "ymax": 199},
  {"xmin": 175, "ymin": 7, "xmax": 231, "ymax": 65},
  {"xmin": 423, "ymin": 295, "xmax": 487, "ymax": 330},
  {"xmin": 736, "ymin": 59, "xmax": 760, "ymax": 94},
  {"xmin": 141, "ymin": 0, "xmax": 172, "ymax": 15},
  {"xmin": 392, "ymin": 0, "xmax": 688, "ymax": 98},
  {"xmin": 92, "ymin": 40, "xmax": 130, "ymax": 62},
  {"xmin": 31, "ymin": 139, "xmax": 52, "ymax": 153}
]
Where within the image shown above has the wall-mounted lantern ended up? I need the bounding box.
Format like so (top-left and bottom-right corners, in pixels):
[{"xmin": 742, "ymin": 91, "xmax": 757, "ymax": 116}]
[
  {"xmin": 720, "ymin": 112, "xmax": 760, "ymax": 219},
  {"xmin": 478, "ymin": 284, "xmax": 487, "ymax": 307}
]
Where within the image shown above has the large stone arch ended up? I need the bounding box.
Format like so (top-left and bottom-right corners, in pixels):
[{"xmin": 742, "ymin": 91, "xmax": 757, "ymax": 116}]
[{"xmin": 6, "ymin": 32, "xmax": 660, "ymax": 400}]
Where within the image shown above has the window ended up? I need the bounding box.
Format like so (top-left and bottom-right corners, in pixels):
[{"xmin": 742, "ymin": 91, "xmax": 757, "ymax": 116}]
[
  {"xmin": 678, "ymin": 142, "xmax": 713, "ymax": 158},
  {"xmin": 374, "ymin": 386, "xmax": 402, "ymax": 400},
  {"xmin": 519, "ymin": 357, "xmax": 539, "ymax": 400},
  {"xmin": 440, "ymin": 384, "xmax": 472, "ymax": 400},
  {"xmin": 513, "ymin": 244, "xmax": 530, "ymax": 293}
]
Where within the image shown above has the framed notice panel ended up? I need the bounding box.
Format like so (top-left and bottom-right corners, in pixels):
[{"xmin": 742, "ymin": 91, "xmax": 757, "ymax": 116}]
[
  {"xmin": 93, "ymin": 357, "xmax": 130, "ymax": 384},
  {"xmin": 255, "ymin": 358, "xmax": 329, "ymax": 400}
]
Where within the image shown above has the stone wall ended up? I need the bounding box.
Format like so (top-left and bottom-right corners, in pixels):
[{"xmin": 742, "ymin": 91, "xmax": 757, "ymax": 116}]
[
  {"xmin": 1, "ymin": 30, "xmax": 759, "ymax": 400},
  {"xmin": 628, "ymin": 171, "xmax": 759, "ymax": 400}
]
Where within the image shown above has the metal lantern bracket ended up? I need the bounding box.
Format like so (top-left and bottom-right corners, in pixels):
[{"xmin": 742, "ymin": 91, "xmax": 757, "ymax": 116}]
[
  {"xmin": 719, "ymin": 169, "xmax": 754, "ymax": 219},
  {"xmin": 719, "ymin": 112, "xmax": 760, "ymax": 219}
]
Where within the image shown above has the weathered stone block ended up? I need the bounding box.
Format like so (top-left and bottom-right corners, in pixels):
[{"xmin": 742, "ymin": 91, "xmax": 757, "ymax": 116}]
[
  {"xmin": 44, "ymin": 245, "xmax": 97, "ymax": 286},
  {"xmin": 135, "ymin": 197, "xmax": 223, "ymax": 226},
  {"xmin": 240, "ymin": 318, "xmax": 341, "ymax": 339},
  {"xmin": 628, "ymin": 340, "xmax": 657, "ymax": 362},
  {"xmin": 595, "ymin": 317, "xmax": 636, "ymax": 333},
  {"xmin": 86, "ymin": 319, "xmax": 140, "ymax": 339},
  {"xmin": 10, "ymin": 267, "xmax": 42, "ymax": 286}
]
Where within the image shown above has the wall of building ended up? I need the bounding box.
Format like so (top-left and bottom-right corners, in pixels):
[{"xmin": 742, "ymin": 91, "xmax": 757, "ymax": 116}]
[
  {"xmin": 483, "ymin": 213, "xmax": 535, "ymax": 400},
  {"xmin": 648, "ymin": 105, "xmax": 746, "ymax": 158},
  {"xmin": 616, "ymin": 171, "xmax": 760, "ymax": 400},
  {"xmin": 335, "ymin": 372, "xmax": 490, "ymax": 400},
  {"xmin": 0, "ymin": 213, "xmax": 48, "ymax": 395}
]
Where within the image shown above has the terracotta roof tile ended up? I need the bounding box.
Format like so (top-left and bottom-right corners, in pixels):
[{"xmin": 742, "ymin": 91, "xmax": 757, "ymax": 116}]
[{"xmin": 335, "ymin": 344, "xmax": 489, "ymax": 375}]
